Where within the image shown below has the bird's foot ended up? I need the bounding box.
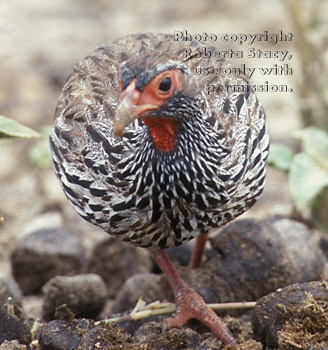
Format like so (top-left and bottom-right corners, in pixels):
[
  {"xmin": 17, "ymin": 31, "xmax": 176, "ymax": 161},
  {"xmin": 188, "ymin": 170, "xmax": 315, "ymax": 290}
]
[
  {"xmin": 151, "ymin": 249, "xmax": 235, "ymax": 344},
  {"xmin": 165, "ymin": 285, "xmax": 236, "ymax": 345}
]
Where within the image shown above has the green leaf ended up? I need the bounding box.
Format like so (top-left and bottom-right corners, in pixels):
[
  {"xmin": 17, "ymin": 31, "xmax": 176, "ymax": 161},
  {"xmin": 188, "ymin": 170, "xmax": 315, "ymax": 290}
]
[
  {"xmin": 289, "ymin": 152, "xmax": 328, "ymax": 209},
  {"xmin": 268, "ymin": 143, "xmax": 294, "ymax": 170},
  {"xmin": 296, "ymin": 127, "xmax": 328, "ymax": 168},
  {"xmin": 0, "ymin": 115, "xmax": 40, "ymax": 139},
  {"xmin": 28, "ymin": 137, "xmax": 53, "ymax": 169}
]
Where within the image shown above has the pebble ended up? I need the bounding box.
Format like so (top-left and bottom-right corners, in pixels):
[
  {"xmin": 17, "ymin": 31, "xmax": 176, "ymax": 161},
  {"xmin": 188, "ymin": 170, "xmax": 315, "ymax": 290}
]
[
  {"xmin": 88, "ymin": 237, "xmax": 153, "ymax": 298},
  {"xmin": 207, "ymin": 217, "xmax": 326, "ymax": 301},
  {"xmin": 111, "ymin": 272, "xmax": 166, "ymax": 314},
  {"xmin": 0, "ymin": 277, "xmax": 23, "ymax": 307},
  {"xmin": 165, "ymin": 243, "xmax": 193, "ymax": 267},
  {"xmin": 11, "ymin": 227, "xmax": 85, "ymax": 295},
  {"xmin": 42, "ymin": 274, "xmax": 107, "ymax": 321}
]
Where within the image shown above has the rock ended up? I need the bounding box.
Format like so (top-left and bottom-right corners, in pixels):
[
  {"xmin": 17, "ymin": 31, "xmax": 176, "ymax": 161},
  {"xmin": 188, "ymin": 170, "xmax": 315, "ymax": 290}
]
[
  {"xmin": 11, "ymin": 227, "xmax": 85, "ymax": 295},
  {"xmin": 0, "ymin": 278, "xmax": 23, "ymax": 307},
  {"xmin": 207, "ymin": 218, "xmax": 326, "ymax": 301},
  {"xmin": 165, "ymin": 244, "xmax": 193, "ymax": 267},
  {"xmin": 176, "ymin": 266, "xmax": 230, "ymax": 304},
  {"xmin": 271, "ymin": 218, "xmax": 326, "ymax": 282},
  {"xmin": 252, "ymin": 281, "xmax": 328, "ymax": 349},
  {"xmin": 20, "ymin": 212, "xmax": 63, "ymax": 237},
  {"xmin": 111, "ymin": 272, "xmax": 169, "ymax": 315},
  {"xmin": 42, "ymin": 274, "xmax": 107, "ymax": 321},
  {"xmin": 88, "ymin": 238, "xmax": 153, "ymax": 298},
  {"xmin": 320, "ymin": 234, "xmax": 328, "ymax": 258},
  {"xmin": 0, "ymin": 304, "xmax": 31, "ymax": 346}
]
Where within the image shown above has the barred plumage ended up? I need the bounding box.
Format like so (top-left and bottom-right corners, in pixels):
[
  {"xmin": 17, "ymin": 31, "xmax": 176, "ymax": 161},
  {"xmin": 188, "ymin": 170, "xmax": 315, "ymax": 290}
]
[
  {"xmin": 50, "ymin": 32, "xmax": 269, "ymax": 344},
  {"xmin": 50, "ymin": 33, "xmax": 269, "ymax": 249}
]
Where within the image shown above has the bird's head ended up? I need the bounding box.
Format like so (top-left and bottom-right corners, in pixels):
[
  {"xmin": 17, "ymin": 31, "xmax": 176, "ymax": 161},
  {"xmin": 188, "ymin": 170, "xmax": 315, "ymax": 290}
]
[{"xmin": 113, "ymin": 53, "xmax": 199, "ymax": 151}]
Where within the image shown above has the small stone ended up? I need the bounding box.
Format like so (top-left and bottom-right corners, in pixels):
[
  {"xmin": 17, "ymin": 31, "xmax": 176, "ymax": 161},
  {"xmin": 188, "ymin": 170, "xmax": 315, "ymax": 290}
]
[
  {"xmin": 88, "ymin": 237, "xmax": 153, "ymax": 298},
  {"xmin": 42, "ymin": 274, "xmax": 107, "ymax": 321},
  {"xmin": 111, "ymin": 272, "xmax": 167, "ymax": 314},
  {"xmin": 0, "ymin": 278, "xmax": 22, "ymax": 307},
  {"xmin": 252, "ymin": 281, "xmax": 328, "ymax": 349},
  {"xmin": 165, "ymin": 243, "xmax": 193, "ymax": 267},
  {"xmin": 11, "ymin": 227, "xmax": 85, "ymax": 295},
  {"xmin": 271, "ymin": 217, "xmax": 326, "ymax": 282},
  {"xmin": 207, "ymin": 218, "xmax": 326, "ymax": 301},
  {"xmin": 176, "ymin": 266, "xmax": 229, "ymax": 304}
]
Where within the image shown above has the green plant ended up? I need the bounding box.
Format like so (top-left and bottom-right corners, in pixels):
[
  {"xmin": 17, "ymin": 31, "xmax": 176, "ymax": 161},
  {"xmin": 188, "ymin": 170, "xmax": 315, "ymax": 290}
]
[
  {"xmin": 0, "ymin": 115, "xmax": 40, "ymax": 139},
  {"xmin": 269, "ymin": 127, "xmax": 328, "ymax": 230},
  {"xmin": 28, "ymin": 126, "xmax": 53, "ymax": 169},
  {"xmin": 0, "ymin": 115, "xmax": 52, "ymax": 169}
]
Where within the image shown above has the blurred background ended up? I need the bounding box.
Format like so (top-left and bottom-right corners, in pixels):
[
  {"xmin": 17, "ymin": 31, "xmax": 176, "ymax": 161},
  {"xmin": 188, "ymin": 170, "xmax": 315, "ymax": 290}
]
[{"xmin": 0, "ymin": 0, "xmax": 327, "ymax": 279}]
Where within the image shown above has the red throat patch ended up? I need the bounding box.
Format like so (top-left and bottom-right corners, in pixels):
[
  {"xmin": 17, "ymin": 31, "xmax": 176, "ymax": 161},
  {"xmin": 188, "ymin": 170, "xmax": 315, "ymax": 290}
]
[{"xmin": 142, "ymin": 117, "xmax": 178, "ymax": 152}]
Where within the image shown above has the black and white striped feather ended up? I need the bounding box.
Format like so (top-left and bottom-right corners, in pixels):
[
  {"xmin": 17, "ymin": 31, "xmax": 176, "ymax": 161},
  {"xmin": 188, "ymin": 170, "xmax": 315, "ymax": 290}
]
[{"xmin": 50, "ymin": 33, "xmax": 269, "ymax": 248}]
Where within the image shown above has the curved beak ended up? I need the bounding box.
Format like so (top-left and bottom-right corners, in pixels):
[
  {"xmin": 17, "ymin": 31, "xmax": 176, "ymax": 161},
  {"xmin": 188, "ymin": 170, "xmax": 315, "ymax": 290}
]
[{"xmin": 113, "ymin": 80, "xmax": 157, "ymax": 137}]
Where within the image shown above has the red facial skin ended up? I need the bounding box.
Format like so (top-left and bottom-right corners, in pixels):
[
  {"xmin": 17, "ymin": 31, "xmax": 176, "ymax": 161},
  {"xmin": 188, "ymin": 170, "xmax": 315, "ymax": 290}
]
[{"xmin": 116, "ymin": 70, "xmax": 183, "ymax": 152}]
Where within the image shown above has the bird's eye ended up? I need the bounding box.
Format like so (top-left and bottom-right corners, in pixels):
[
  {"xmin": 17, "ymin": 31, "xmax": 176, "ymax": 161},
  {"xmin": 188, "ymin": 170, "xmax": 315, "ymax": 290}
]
[{"xmin": 158, "ymin": 77, "xmax": 172, "ymax": 92}]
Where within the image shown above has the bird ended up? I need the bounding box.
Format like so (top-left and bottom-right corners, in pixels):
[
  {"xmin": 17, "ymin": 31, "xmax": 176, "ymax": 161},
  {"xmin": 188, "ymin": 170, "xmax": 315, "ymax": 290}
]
[{"xmin": 49, "ymin": 33, "xmax": 269, "ymax": 345}]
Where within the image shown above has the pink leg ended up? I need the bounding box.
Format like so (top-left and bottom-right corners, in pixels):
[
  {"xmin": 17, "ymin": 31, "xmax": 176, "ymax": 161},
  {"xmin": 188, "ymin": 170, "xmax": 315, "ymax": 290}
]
[
  {"xmin": 151, "ymin": 249, "xmax": 235, "ymax": 345},
  {"xmin": 189, "ymin": 233, "xmax": 209, "ymax": 269}
]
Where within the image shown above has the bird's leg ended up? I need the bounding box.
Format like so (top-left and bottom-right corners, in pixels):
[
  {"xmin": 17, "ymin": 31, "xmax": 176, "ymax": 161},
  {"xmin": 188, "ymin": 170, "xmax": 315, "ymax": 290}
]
[
  {"xmin": 151, "ymin": 249, "xmax": 235, "ymax": 345},
  {"xmin": 188, "ymin": 232, "xmax": 209, "ymax": 269}
]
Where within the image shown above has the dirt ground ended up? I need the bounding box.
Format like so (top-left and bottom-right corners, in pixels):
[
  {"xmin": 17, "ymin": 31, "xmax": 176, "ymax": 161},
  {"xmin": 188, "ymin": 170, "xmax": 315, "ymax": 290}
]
[{"xmin": 1, "ymin": 1, "xmax": 328, "ymax": 349}]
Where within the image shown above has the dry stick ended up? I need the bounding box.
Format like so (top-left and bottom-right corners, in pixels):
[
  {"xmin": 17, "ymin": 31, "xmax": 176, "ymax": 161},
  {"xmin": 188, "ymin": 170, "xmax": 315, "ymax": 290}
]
[{"xmin": 96, "ymin": 299, "xmax": 256, "ymax": 325}]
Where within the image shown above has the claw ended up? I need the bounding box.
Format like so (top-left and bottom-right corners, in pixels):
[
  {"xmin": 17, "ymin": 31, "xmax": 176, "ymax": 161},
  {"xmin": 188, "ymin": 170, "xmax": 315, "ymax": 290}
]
[{"xmin": 151, "ymin": 249, "xmax": 236, "ymax": 345}]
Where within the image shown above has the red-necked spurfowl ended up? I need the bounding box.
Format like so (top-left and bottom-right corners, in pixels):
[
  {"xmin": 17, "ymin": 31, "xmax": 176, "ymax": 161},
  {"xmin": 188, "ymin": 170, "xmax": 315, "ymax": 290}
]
[{"xmin": 50, "ymin": 33, "xmax": 269, "ymax": 344}]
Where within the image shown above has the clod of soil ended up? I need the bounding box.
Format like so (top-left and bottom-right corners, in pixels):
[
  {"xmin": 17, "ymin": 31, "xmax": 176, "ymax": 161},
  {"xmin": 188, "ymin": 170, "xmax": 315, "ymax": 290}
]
[
  {"xmin": 42, "ymin": 274, "xmax": 107, "ymax": 321},
  {"xmin": 111, "ymin": 217, "xmax": 326, "ymax": 322},
  {"xmin": 112, "ymin": 267, "xmax": 228, "ymax": 315},
  {"xmin": 88, "ymin": 237, "xmax": 154, "ymax": 298},
  {"xmin": 134, "ymin": 322, "xmax": 201, "ymax": 349},
  {"xmin": 224, "ymin": 339, "xmax": 263, "ymax": 350},
  {"xmin": 0, "ymin": 278, "xmax": 23, "ymax": 308},
  {"xmin": 252, "ymin": 280, "xmax": 328, "ymax": 349},
  {"xmin": 111, "ymin": 272, "xmax": 165, "ymax": 314},
  {"xmin": 11, "ymin": 227, "xmax": 85, "ymax": 295},
  {"xmin": 38, "ymin": 305, "xmax": 205, "ymax": 349},
  {"xmin": 0, "ymin": 304, "xmax": 31, "ymax": 346},
  {"xmin": 207, "ymin": 218, "xmax": 326, "ymax": 302},
  {"xmin": 0, "ymin": 340, "xmax": 27, "ymax": 350},
  {"xmin": 38, "ymin": 306, "xmax": 94, "ymax": 349}
]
